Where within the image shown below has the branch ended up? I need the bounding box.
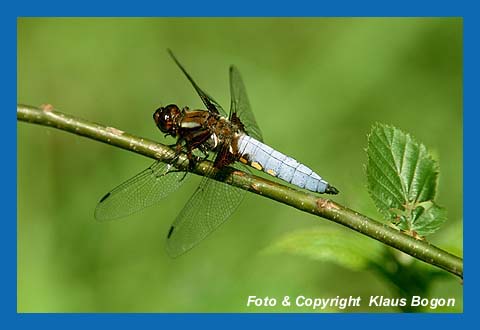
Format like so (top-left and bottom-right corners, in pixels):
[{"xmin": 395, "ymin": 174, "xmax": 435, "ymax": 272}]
[{"xmin": 17, "ymin": 104, "xmax": 463, "ymax": 279}]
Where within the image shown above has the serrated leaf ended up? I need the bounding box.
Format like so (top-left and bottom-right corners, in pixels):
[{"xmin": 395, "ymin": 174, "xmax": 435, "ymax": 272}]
[
  {"xmin": 366, "ymin": 123, "xmax": 446, "ymax": 236},
  {"xmin": 411, "ymin": 201, "xmax": 447, "ymax": 236},
  {"xmin": 263, "ymin": 228, "xmax": 384, "ymax": 271}
]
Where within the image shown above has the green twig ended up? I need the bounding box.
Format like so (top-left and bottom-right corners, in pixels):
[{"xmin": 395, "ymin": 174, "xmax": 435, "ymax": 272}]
[{"xmin": 17, "ymin": 104, "xmax": 463, "ymax": 279}]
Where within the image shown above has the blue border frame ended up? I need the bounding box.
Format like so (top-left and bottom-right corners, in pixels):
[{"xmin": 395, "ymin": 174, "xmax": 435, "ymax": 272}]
[{"xmin": 10, "ymin": 0, "xmax": 475, "ymax": 328}]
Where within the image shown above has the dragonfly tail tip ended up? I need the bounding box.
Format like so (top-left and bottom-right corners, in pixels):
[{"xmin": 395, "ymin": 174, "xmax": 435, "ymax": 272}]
[{"xmin": 325, "ymin": 185, "xmax": 339, "ymax": 195}]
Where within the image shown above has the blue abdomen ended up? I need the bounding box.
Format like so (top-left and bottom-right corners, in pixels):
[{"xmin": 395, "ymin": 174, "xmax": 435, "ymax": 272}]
[{"xmin": 236, "ymin": 134, "xmax": 338, "ymax": 194}]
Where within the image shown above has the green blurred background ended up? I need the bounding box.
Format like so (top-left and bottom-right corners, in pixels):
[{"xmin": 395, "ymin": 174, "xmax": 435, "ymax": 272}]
[{"xmin": 17, "ymin": 18, "xmax": 462, "ymax": 312}]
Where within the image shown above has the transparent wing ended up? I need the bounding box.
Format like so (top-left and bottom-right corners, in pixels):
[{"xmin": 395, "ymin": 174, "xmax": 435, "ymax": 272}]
[
  {"xmin": 168, "ymin": 49, "xmax": 228, "ymax": 117},
  {"xmin": 229, "ymin": 65, "xmax": 264, "ymax": 142},
  {"xmin": 95, "ymin": 161, "xmax": 187, "ymax": 221},
  {"xmin": 165, "ymin": 166, "xmax": 246, "ymax": 257}
]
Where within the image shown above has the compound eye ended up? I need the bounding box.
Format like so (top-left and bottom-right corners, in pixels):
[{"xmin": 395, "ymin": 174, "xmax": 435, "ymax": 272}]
[
  {"xmin": 159, "ymin": 114, "xmax": 172, "ymax": 133},
  {"xmin": 153, "ymin": 105, "xmax": 179, "ymax": 135},
  {"xmin": 153, "ymin": 109, "xmax": 162, "ymax": 126}
]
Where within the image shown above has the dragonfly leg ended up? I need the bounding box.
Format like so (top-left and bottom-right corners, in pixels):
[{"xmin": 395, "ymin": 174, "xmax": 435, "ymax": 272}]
[
  {"xmin": 160, "ymin": 153, "xmax": 189, "ymax": 182},
  {"xmin": 198, "ymin": 145, "xmax": 210, "ymax": 161},
  {"xmin": 186, "ymin": 150, "xmax": 198, "ymax": 171},
  {"xmin": 179, "ymin": 170, "xmax": 189, "ymax": 181}
]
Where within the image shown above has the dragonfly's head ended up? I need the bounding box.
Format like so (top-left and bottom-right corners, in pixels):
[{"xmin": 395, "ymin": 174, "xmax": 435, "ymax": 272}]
[{"xmin": 154, "ymin": 104, "xmax": 181, "ymax": 137}]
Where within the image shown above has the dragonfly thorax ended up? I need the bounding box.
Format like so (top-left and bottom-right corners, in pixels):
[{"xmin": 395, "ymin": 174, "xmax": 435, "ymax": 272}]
[{"xmin": 154, "ymin": 104, "xmax": 239, "ymax": 160}]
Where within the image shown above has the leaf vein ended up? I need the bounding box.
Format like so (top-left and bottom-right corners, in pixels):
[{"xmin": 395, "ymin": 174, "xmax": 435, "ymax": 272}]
[
  {"xmin": 373, "ymin": 129, "xmax": 409, "ymax": 200},
  {"xmin": 369, "ymin": 135, "xmax": 406, "ymax": 200}
]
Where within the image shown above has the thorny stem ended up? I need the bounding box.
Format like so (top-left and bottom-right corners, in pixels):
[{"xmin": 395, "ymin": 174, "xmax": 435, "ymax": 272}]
[{"xmin": 17, "ymin": 104, "xmax": 463, "ymax": 279}]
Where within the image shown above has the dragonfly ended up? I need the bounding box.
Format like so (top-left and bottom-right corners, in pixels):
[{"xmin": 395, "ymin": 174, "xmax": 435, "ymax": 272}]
[{"xmin": 95, "ymin": 50, "xmax": 338, "ymax": 257}]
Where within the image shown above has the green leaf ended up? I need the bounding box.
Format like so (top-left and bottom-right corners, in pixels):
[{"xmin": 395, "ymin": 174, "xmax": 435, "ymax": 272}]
[
  {"xmin": 410, "ymin": 201, "xmax": 448, "ymax": 236},
  {"xmin": 263, "ymin": 228, "xmax": 384, "ymax": 271},
  {"xmin": 366, "ymin": 123, "xmax": 446, "ymax": 236}
]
